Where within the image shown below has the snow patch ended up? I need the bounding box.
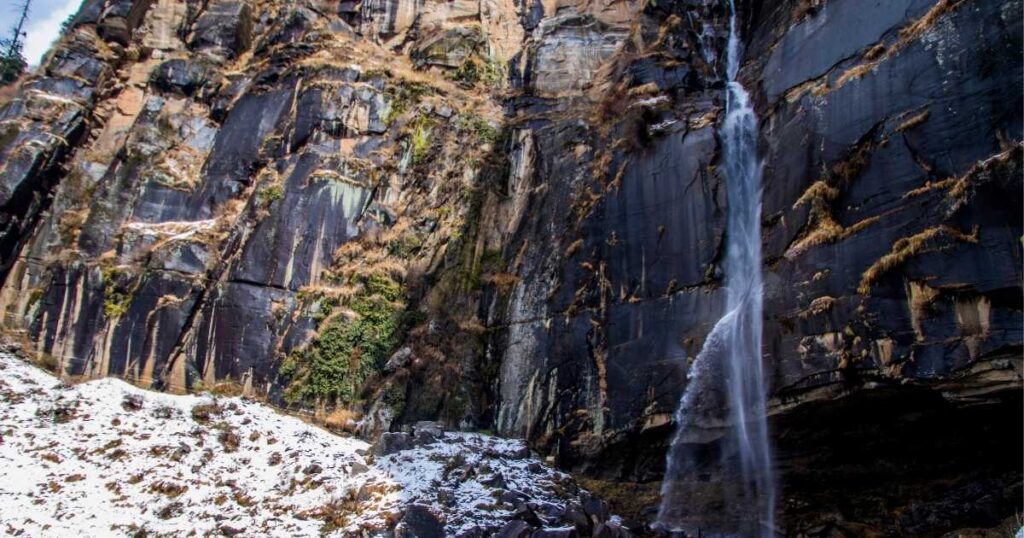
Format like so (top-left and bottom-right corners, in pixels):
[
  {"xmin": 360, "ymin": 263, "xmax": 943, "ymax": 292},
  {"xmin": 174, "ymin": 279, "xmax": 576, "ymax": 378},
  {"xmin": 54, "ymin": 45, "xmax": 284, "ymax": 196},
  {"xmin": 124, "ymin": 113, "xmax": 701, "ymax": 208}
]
[{"xmin": 0, "ymin": 353, "xmax": 593, "ymax": 537}]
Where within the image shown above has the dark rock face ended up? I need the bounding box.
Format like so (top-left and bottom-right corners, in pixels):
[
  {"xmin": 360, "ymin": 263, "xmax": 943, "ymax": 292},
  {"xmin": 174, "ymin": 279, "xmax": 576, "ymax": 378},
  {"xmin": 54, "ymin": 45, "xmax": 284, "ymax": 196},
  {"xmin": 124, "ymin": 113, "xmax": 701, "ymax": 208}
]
[
  {"xmin": 0, "ymin": 0, "xmax": 1019, "ymax": 534},
  {"xmin": 484, "ymin": 0, "xmax": 1022, "ymax": 533},
  {"xmin": 98, "ymin": 0, "xmax": 156, "ymax": 45},
  {"xmin": 189, "ymin": 0, "xmax": 253, "ymax": 59},
  {"xmin": 150, "ymin": 59, "xmax": 222, "ymax": 99},
  {"xmin": 0, "ymin": 28, "xmax": 112, "ymax": 279},
  {"xmin": 773, "ymin": 384, "xmax": 1022, "ymax": 534},
  {"xmin": 0, "ymin": 0, "xmax": 498, "ymax": 409}
]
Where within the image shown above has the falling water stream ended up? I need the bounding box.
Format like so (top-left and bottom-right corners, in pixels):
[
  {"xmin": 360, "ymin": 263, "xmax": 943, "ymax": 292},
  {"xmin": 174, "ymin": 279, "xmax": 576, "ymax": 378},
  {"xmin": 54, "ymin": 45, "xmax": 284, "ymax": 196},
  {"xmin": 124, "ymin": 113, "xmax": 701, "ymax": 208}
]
[{"xmin": 657, "ymin": 1, "xmax": 775, "ymax": 536}]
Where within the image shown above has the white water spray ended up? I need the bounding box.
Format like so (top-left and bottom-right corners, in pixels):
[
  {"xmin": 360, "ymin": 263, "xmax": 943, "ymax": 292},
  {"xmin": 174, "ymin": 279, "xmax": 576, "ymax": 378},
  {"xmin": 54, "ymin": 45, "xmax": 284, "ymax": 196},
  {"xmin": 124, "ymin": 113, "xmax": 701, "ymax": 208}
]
[{"xmin": 657, "ymin": 1, "xmax": 775, "ymax": 535}]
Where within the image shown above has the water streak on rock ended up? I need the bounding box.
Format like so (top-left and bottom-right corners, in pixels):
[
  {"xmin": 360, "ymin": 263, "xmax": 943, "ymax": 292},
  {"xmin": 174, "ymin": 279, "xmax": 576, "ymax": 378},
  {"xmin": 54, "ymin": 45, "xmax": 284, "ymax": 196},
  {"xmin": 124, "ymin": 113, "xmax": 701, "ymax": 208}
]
[{"xmin": 658, "ymin": 1, "xmax": 775, "ymax": 534}]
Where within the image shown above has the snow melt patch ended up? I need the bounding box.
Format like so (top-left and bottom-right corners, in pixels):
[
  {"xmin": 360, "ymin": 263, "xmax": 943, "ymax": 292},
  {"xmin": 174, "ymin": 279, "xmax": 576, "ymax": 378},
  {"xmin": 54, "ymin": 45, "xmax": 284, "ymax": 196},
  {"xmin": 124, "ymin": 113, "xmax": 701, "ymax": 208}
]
[{"xmin": 0, "ymin": 353, "xmax": 583, "ymax": 537}]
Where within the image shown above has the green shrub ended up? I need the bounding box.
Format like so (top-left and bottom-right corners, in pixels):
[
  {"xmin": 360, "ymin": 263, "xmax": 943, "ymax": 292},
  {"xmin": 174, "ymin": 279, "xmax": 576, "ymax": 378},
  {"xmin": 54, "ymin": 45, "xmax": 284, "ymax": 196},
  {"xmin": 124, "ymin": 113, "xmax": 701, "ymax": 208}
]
[
  {"xmin": 410, "ymin": 117, "xmax": 435, "ymax": 165},
  {"xmin": 448, "ymin": 59, "xmax": 480, "ymax": 87},
  {"xmin": 259, "ymin": 184, "xmax": 284, "ymax": 205},
  {"xmin": 101, "ymin": 267, "xmax": 133, "ymax": 320},
  {"xmin": 448, "ymin": 56, "xmax": 504, "ymax": 89},
  {"xmin": 479, "ymin": 57, "xmax": 505, "ymax": 88},
  {"xmin": 456, "ymin": 114, "xmax": 501, "ymax": 146},
  {"xmin": 283, "ymin": 275, "xmax": 406, "ymax": 405},
  {"xmin": 27, "ymin": 288, "xmax": 44, "ymax": 308},
  {"xmin": 387, "ymin": 233, "xmax": 423, "ymax": 258},
  {"xmin": 383, "ymin": 81, "xmax": 433, "ymax": 125}
]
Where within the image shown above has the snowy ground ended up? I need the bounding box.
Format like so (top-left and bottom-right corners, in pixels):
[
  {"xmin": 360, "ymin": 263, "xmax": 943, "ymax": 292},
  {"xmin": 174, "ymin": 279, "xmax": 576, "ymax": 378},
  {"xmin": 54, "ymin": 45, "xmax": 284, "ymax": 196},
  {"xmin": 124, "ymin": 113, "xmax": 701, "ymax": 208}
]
[{"xmin": 0, "ymin": 353, "xmax": 588, "ymax": 537}]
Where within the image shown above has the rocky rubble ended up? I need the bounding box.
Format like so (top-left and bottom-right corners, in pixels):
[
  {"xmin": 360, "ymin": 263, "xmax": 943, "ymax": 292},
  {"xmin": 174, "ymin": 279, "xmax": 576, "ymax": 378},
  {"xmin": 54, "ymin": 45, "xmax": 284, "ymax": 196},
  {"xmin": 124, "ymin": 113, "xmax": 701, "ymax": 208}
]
[
  {"xmin": 373, "ymin": 423, "xmax": 633, "ymax": 537},
  {"xmin": 0, "ymin": 352, "xmax": 627, "ymax": 537}
]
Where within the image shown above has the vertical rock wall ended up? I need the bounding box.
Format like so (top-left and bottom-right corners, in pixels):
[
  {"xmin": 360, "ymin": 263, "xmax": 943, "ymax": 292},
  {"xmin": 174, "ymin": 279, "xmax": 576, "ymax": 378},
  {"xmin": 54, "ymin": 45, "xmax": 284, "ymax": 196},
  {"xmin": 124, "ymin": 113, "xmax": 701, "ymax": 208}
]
[
  {"xmin": 0, "ymin": 0, "xmax": 511, "ymax": 432},
  {"xmin": 0, "ymin": 0, "xmax": 1019, "ymax": 532}
]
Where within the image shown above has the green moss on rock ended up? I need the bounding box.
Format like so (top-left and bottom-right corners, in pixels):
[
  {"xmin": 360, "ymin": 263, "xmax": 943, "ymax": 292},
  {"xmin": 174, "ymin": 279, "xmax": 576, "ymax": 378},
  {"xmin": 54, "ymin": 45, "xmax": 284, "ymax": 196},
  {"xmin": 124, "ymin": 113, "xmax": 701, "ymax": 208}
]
[{"xmin": 101, "ymin": 267, "xmax": 134, "ymax": 320}]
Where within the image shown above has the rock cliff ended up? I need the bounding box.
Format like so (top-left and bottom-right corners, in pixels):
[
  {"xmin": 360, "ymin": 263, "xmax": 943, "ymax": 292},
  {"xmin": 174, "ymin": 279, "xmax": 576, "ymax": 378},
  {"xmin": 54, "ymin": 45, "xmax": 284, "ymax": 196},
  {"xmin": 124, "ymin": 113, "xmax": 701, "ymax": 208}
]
[{"xmin": 0, "ymin": 0, "xmax": 1019, "ymax": 534}]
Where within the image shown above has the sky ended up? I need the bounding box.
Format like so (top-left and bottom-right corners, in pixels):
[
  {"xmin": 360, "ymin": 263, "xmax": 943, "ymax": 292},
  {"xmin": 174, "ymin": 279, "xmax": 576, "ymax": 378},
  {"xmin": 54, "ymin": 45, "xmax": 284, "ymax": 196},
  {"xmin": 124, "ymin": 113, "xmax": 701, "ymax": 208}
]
[{"xmin": 11, "ymin": 0, "xmax": 82, "ymax": 66}]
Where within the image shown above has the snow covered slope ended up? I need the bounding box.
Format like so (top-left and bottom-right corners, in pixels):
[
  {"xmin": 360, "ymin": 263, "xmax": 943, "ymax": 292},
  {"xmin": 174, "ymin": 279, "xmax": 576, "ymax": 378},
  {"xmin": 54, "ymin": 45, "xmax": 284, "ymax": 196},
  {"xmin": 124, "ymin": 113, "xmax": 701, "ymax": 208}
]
[{"xmin": 0, "ymin": 353, "xmax": 620, "ymax": 537}]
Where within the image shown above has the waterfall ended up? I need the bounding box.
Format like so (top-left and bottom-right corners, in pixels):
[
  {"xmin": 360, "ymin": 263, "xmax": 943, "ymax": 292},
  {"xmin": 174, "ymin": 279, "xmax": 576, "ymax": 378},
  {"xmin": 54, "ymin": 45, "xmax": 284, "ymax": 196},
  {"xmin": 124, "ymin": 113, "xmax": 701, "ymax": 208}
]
[{"xmin": 657, "ymin": 1, "xmax": 776, "ymax": 536}]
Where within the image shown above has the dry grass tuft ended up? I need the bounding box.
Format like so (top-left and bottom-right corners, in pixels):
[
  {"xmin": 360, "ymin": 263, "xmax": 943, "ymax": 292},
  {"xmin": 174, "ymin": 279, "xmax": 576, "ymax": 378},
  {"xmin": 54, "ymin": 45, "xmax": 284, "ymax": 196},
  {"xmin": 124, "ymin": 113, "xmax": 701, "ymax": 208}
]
[
  {"xmin": 565, "ymin": 239, "xmax": 584, "ymax": 258},
  {"xmin": 789, "ymin": 214, "xmax": 880, "ymax": 255},
  {"xmin": 800, "ymin": 296, "xmax": 836, "ymax": 319},
  {"xmin": 899, "ymin": 0, "xmax": 965, "ymax": 43},
  {"xmin": 903, "ymin": 144, "xmax": 1021, "ymax": 203},
  {"xmin": 0, "ymin": 75, "xmax": 27, "ymax": 109},
  {"xmin": 789, "ymin": 180, "xmax": 879, "ymax": 256},
  {"xmin": 793, "ymin": 181, "xmax": 839, "ymax": 209},
  {"xmin": 209, "ymin": 381, "xmax": 243, "ymax": 397},
  {"xmin": 792, "ymin": 0, "xmax": 826, "ymax": 22},
  {"xmin": 835, "ymin": 62, "xmax": 878, "ymax": 89},
  {"xmin": 796, "ymin": 0, "xmax": 966, "ymax": 98},
  {"xmin": 858, "ymin": 225, "xmax": 978, "ymax": 295},
  {"xmin": 896, "ymin": 109, "xmax": 930, "ymax": 133},
  {"xmin": 485, "ymin": 272, "xmax": 521, "ymax": 293},
  {"xmin": 320, "ymin": 407, "xmax": 360, "ymax": 431},
  {"xmin": 903, "ymin": 178, "xmax": 957, "ymax": 199}
]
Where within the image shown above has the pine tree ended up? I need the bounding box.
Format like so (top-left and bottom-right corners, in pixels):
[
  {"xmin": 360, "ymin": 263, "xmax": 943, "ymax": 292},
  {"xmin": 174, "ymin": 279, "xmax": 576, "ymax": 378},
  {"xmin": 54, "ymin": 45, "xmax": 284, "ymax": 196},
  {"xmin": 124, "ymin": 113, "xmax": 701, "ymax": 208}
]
[{"xmin": 0, "ymin": 1, "xmax": 31, "ymax": 86}]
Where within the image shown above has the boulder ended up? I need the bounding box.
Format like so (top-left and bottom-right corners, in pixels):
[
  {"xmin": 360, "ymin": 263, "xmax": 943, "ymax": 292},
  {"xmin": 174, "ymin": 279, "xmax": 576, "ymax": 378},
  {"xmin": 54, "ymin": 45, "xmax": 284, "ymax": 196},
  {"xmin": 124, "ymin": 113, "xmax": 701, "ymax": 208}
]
[
  {"xmin": 523, "ymin": 12, "xmax": 627, "ymax": 96},
  {"xmin": 495, "ymin": 520, "xmax": 534, "ymax": 538},
  {"xmin": 150, "ymin": 59, "xmax": 221, "ymax": 99},
  {"xmin": 413, "ymin": 421, "xmax": 444, "ymax": 445},
  {"xmin": 579, "ymin": 491, "xmax": 609, "ymax": 524},
  {"xmin": 384, "ymin": 346, "xmax": 413, "ymax": 372},
  {"xmin": 190, "ymin": 0, "xmax": 253, "ymax": 59},
  {"xmin": 375, "ymin": 432, "xmax": 414, "ymax": 455},
  {"xmin": 396, "ymin": 504, "xmax": 445, "ymax": 538},
  {"xmin": 98, "ymin": 0, "xmax": 155, "ymax": 45},
  {"xmin": 410, "ymin": 27, "xmax": 480, "ymax": 68}
]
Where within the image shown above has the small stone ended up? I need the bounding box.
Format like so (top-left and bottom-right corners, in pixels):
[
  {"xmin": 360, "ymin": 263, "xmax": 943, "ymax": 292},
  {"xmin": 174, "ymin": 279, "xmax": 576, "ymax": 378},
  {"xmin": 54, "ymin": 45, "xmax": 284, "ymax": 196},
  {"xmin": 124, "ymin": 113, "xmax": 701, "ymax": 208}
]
[
  {"xmin": 591, "ymin": 523, "xmax": 614, "ymax": 538},
  {"xmin": 563, "ymin": 504, "xmax": 589, "ymax": 532},
  {"xmin": 121, "ymin": 394, "xmax": 143, "ymax": 411},
  {"xmin": 481, "ymin": 472, "xmax": 508, "ymax": 490},
  {"xmin": 538, "ymin": 502, "xmax": 565, "ymax": 520},
  {"xmin": 512, "ymin": 501, "xmax": 542, "ymax": 526},
  {"xmin": 499, "ymin": 490, "xmax": 526, "ymax": 506},
  {"xmin": 437, "ymin": 489, "xmax": 457, "ymax": 506},
  {"xmin": 510, "ymin": 444, "xmax": 531, "ymax": 459},
  {"xmin": 455, "ymin": 526, "xmax": 486, "ymax": 538}
]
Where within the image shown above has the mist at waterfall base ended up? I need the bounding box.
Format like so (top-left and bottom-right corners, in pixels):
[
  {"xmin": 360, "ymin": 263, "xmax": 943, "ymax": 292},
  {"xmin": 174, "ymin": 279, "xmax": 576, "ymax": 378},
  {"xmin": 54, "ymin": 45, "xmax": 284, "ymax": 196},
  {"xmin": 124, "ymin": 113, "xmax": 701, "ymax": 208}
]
[{"xmin": 656, "ymin": 2, "xmax": 776, "ymax": 536}]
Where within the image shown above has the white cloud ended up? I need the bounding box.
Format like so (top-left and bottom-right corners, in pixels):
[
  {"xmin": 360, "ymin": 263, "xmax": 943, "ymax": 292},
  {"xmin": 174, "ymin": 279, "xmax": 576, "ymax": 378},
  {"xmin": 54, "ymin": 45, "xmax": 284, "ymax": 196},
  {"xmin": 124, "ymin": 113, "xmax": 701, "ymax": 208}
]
[{"xmin": 22, "ymin": 0, "xmax": 81, "ymax": 67}]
